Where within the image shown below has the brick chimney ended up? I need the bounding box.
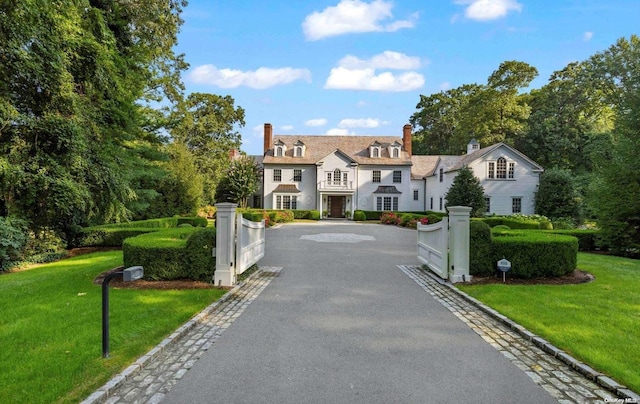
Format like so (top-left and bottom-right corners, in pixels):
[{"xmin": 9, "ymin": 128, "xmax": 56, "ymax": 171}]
[
  {"xmin": 263, "ymin": 123, "xmax": 273, "ymax": 154},
  {"xmin": 402, "ymin": 124, "xmax": 412, "ymax": 157}
]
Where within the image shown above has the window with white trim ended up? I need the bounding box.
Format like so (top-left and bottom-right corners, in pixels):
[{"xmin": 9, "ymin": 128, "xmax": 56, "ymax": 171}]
[
  {"xmin": 496, "ymin": 157, "xmax": 507, "ymax": 179},
  {"xmin": 430, "ymin": 197, "xmax": 433, "ymax": 210},
  {"xmin": 413, "ymin": 190, "xmax": 419, "ymax": 201},
  {"xmin": 373, "ymin": 170, "xmax": 381, "ymax": 183},
  {"xmin": 439, "ymin": 168, "xmax": 444, "ymax": 182},
  {"xmin": 376, "ymin": 196, "xmax": 399, "ymax": 211},
  {"xmin": 275, "ymin": 147, "xmax": 283, "ymax": 157},
  {"xmin": 439, "ymin": 197, "xmax": 443, "ymax": 210},
  {"xmin": 508, "ymin": 162, "xmax": 515, "ymax": 179},
  {"xmin": 294, "ymin": 147, "xmax": 302, "ymax": 157},
  {"xmin": 393, "ymin": 170, "xmax": 402, "ymax": 183},
  {"xmin": 488, "ymin": 162, "xmax": 495, "ymax": 179},
  {"xmin": 276, "ymin": 195, "xmax": 297, "ymax": 210},
  {"xmin": 485, "ymin": 197, "xmax": 491, "ymax": 213},
  {"xmin": 273, "ymin": 169, "xmax": 281, "ymax": 182},
  {"xmin": 512, "ymin": 197, "xmax": 522, "ymax": 213},
  {"xmin": 392, "ymin": 148, "xmax": 399, "ymax": 158},
  {"xmin": 293, "ymin": 169, "xmax": 302, "ymax": 182}
]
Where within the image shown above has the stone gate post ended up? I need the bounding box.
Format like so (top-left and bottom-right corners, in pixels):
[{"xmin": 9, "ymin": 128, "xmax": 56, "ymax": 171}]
[
  {"xmin": 214, "ymin": 203, "xmax": 238, "ymax": 287},
  {"xmin": 447, "ymin": 206, "xmax": 472, "ymax": 283}
]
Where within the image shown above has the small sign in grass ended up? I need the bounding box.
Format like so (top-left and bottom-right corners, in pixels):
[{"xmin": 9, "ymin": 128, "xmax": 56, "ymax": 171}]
[
  {"xmin": 457, "ymin": 252, "xmax": 640, "ymax": 393},
  {"xmin": 0, "ymin": 251, "xmax": 226, "ymax": 403}
]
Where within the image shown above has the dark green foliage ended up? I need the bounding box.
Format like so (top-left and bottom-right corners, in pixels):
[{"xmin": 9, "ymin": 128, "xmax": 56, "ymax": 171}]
[
  {"xmin": 361, "ymin": 211, "xmax": 384, "ymax": 220},
  {"xmin": 469, "ymin": 221, "xmax": 493, "ymax": 276},
  {"xmin": 444, "ymin": 166, "xmax": 486, "ymax": 217},
  {"xmin": 215, "ymin": 156, "xmax": 260, "ymax": 208},
  {"xmin": 122, "ymin": 228, "xmax": 193, "ymax": 280},
  {"xmin": 492, "ymin": 231, "xmax": 578, "ymax": 278},
  {"xmin": 535, "ymin": 169, "xmax": 582, "ymax": 223},
  {"xmin": 185, "ymin": 227, "xmax": 217, "ymax": 281},
  {"xmin": 353, "ymin": 210, "xmax": 366, "ymax": 221},
  {"xmin": 547, "ymin": 229, "xmax": 605, "ymax": 252},
  {"xmin": 0, "ymin": 217, "xmax": 29, "ymax": 270},
  {"xmin": 177, "ymin": 217, "xmax": 208, "ymax": 227},
  {"xmin": 242, "ymin": 212, "xmax": 265, "ymax": 223},
  {"xmin": 309, "ymin": 210, "xmax": 321, "ymax": 220},
  {"xmin": 75, "ymin": 228, "xmax": 159, "ymax": 247},
  {"xmin": 291, "ymin": 210, "xmax": 319, "ymax": 219}
]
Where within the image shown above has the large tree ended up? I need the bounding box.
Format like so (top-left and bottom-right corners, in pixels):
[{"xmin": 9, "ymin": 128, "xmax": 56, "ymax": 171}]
[
  {"xmin": 0, "ymin": 0, "xmax": 189, "ymax": 241},
  {"xmin": 535, "ymin": 169, "xmax": 582, "ymax": 224},
  {"xmin": 587, "ymin": 36, "xmax": 640, "ymax": 254},
  {"xmin": 215, "ymin": 156, "xmax": 261, "ymax": 208},
  {"xmin": 170, "ymin": 93, "xmax": 246, "ymax": 204}
]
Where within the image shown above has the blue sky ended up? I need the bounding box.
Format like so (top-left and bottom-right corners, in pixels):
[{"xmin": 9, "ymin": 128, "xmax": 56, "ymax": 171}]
[{"xmin": 175, "ymin": 0, "xmax": 640, "ymax": 155}]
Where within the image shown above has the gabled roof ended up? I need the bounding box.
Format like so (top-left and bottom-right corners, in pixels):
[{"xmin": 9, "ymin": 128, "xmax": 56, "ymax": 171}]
[
  {"xmin": 263, "ymin": 135, "xmax": 412, "ymax": 166},
  {"xmin": 273, "ymin": 184, "xmax": 300, "ymax": 193},
  {"xmin": 409, "ymin": 155, "xmax": 440, "ymax": 179},
  {"xmin": 448, "ymin": 143, "xmax": 543, "ymax": 172}
]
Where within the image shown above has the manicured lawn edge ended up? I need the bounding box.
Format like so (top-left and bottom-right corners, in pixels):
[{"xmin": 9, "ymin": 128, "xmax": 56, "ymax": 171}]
[
  {"xmin": 434, "ymin": 271, "xmax": 639, "ymax": 400},
  {"xmin": 82, "ymin": 266, "xmax": 268, "ymax": 403}
]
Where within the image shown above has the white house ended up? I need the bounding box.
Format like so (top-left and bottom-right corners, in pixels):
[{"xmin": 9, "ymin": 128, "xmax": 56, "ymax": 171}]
[{"xmin": 255, "ymin": 123, "xmax": 543, "ymax": 217}]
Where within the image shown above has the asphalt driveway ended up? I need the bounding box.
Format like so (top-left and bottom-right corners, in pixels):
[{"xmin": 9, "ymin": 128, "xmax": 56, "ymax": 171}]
[{"xmin": 163, "ymin": 222, "xmax": 557, "ymax": 404}]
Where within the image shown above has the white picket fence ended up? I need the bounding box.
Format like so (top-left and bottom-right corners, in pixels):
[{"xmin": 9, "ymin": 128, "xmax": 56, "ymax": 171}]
[
  {"xmin": 416, "ymin": 206, "xmax": 471, "ymax": 283},
  {"xmin": 214, "ymin": 203, "xmax": 265, "ymax": 286},
  {"xmin": 417, "ymin": 217, "xmax": 449, "ymax": 279}
]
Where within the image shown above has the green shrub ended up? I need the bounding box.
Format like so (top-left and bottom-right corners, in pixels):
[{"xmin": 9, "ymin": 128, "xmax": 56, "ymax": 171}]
[
  {"xmin": 309, "ymin": 210, "xmax": 321, "ymax": 220},
  {"xmin": 481, "ymin": 216, "xmax": 541, "ymax": 229},
  {"xmin": 492, "ymin": 231, "xmax": 578, "ymax": 278},
  {"xmin": 552, "ymin": 217, "xmax": 577, "ymax": 230},
  {"xmin": 122, "ymin": 228, "xmax": 194, "ymax": 280},
  {"xmin": 547, "ymin": 229, "xmax": 602, "ymax": 252},
  {"xmin": 470, "ymin": 221, "xmax": 493, "ymax": 276},
  {"xmin": 362, "ymin": 210, "xmax": 383, "ymax": 220},
  {"xmin": 178, "ymin": 223, "xmax": 193, "ymax": 228},
  {"xmin": 77, "ymin": 228, "xmax": 160, "ymax": 247},
  {"xmin": 425, "ymin": 214, "xmax": 442, "ymax": 224},
  {"xmin": 185, "ymin": 227, "xmax": 217, "ymax": 280},
  {"xmin": 353, "ymin": 210, "xmax": 366, "ymax": 221},
  {"xmin": 177, "ymin": 216, "xmax": 208, "ymax": 227},
  {"xmin": 538, "ymin": 219, "xmax": 553, "ymax": 230},
  {"xmin": 380, "ymin": 212, "xmax": 400, "ymax": 225},
  {"xmin": 0, "ymin": 217, "xmax": 29, "ymax": 271}
]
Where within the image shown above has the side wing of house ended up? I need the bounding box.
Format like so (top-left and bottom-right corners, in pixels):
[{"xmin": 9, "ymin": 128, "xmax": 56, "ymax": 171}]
[
  {"xmin": 467, "ymin": 144, "xmax": 543, "ymax": 215},
  {"xmin": 262, "ymin": 163, "xmax": 317, "ymax": 210},
  {"xmin": 424, "ymin": 156, "xmax": 460, "ymax": 212},
  {"xmin": 356, "ymin": 164, "xmax": 413, "ymax": 212}
]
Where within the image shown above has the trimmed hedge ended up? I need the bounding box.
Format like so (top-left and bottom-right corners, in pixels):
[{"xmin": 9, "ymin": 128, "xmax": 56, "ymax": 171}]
[
  {"xmin": 545, "ymin": 229, "xmax": 605, "ymax": 252},
  {"xmin": 491, "ymin": 231, "xmax": 578, "ymax": 278},
  {"xmin": 122, "ymin": 227, "xmax": 216, "ymax": 281},
  {"xmin": 480, "ymin": 217, "xmax": 541, "ymax": 230},
  {"xmin": 95, "ymin": 216, "xmax": 207, "ymax": 229},
  {"xmin": 76, "ymin": 228, "xmax": 160, "ymax": 247},
  {"xmin": 291, "ymin": 210, "xmax": 320, "ymax": 220},
  {"xmin": 469, "ymin": 221, "xmax": 493, "ymax": 276}
]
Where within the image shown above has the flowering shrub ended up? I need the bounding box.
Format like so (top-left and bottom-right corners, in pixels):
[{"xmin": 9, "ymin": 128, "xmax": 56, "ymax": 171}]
[{"xmin": 380, "ymin": 212, "xmax": 400, "ymax": 225}]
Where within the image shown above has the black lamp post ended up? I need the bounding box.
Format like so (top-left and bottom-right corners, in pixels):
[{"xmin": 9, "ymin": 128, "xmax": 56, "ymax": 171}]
[{"xmin": 102, "ymin": 266, "xmax": 144, "ymax": 358}]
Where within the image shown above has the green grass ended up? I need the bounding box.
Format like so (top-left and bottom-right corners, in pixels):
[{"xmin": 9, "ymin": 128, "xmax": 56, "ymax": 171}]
[
  {"xmin": 0, "ymin": 251, "xmax": 226, "ymax": 403},
  {"xmin": 457, "ymin": 252, "xmax": 640, "ymax": 392}
]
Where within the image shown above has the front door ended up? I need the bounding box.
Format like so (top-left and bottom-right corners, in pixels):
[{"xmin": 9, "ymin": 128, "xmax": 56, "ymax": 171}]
[{"xmin": 329, "ymin": 196, "xmax": 344, "ymax": 218}]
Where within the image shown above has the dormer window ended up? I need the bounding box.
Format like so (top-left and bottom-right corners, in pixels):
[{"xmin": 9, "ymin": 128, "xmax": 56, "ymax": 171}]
[
  {"xmin": 388, "ymin": 141, "xmax": 402, "ymax": 158},
  {"xmin": 274, "ymin": 140, "xmax": 286, "ymax": 157},
  {"xmin": 370, "ymin": 142, "xmax": 382, "ymax": 158},
  {"xmin": 293, "ymin": 140, "xmax": 305, "ymax": 157}
]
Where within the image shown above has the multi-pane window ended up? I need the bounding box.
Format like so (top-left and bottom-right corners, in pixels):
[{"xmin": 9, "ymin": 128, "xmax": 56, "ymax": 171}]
[
  {"xmin": 439, "ymin": 197, "xmax": 443, "ymax": 210},
  {"xmin": 276, "ymin": 195, "xmax": 281, "ymax": 209},
  {"xmin": 392, "ymin": 148, "xmax": 399, "ymax": 158},
  {"xmin": 496, "ymin": 157, "xmax": 507, "ymax": 179},
  {"xmin": 343, "ymin": 172, "xmax": 348, "ymax": 184},
  {"xmin": 512, "ymin": 197, "xmax": 522, "ymax": 213},
  {"xmin": 273, "ymin": 169, "xmax": 282, "ymax": 182},
  {"xmin": 485, "ymin": 197, "xmax": 491, "ymax": 213},
  {"xmin": 430, "ymin": 197, "xmax": 433, "ymax": 210},
  {"xmin": 253, "ymin": 195, "xmax": 262, "ymax": 209},
  {"xmin": 276, "ymin": 147, "xmax": 283, "ymax": 157},
  {"xmin": 294, "ymin": 147, "xmax": 302, "ymax": 157},
  {"xmin": 439, "ymin": 168, "xmax": 444, "ymax": 182},
  {"xmin": 376, "ymin": 196, "xmax": 398, "ymax": 211},
  {"xmin": 276, "ymin": 195, "xmax": 297, "ymax": 210},
  {"xmin": 372, "ymin": 148, "xmax": 380, "ymax": 158},
  {"xmin": 393, "ymin": 170, "xmax": 402, "ymax": 183},
  {"xmin": 488, "ymin": 162, "xmax": 495, "ymax": 179},
  {"xmin": 413, "ymin": 190, "xmax": 419, "ymax": 201},
  {"xmin": 373, "ymin": 170, "xmax": 381, "ymax": 183},
  {"xmin": 293, "ymin": 169, "xmax": 302, "ymax": 182},
  {"xmin": 508, "ymin": 162, "xmax": 515, "ymax": 179}
]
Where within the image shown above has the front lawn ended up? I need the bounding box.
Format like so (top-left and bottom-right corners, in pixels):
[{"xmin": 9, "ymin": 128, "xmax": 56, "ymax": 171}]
[
  {"xmin": 457, "ymin": 252, "xmax": 640, "ymax": 393},
  {"xmin": 0, "ymin": 251, "xmax": 226, "ymax": 403}
]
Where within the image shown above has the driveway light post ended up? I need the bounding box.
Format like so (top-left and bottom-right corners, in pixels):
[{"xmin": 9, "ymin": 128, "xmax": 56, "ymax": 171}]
[{"xmin": 102, "ymin": 266, "xmax": 144, "ymax": 358}]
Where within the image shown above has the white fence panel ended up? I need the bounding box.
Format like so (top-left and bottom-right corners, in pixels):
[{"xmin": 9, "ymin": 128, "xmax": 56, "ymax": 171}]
[
  {"xmin": 235, "ymin": 213, "xmax": 265, "ymax": 275},
  {"xmin": 417, "ymin": 217, "xmax": 449, "ymax": 280}
]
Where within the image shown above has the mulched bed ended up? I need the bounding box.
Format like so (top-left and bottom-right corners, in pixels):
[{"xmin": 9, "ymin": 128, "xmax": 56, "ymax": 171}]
[{"xmin": 467, "ymin": 269, "xmax": 594, "ymax": 285}]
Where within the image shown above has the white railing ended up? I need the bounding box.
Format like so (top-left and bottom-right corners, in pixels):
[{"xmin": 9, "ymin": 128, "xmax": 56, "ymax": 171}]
[
  {"xmin": 318, "ymin": 180, "xmax": 354, "ymax": 190},
  {"xmin": 235, "ymin": 212, "xmax": 265, "ymax": 276},
  {"xmin": 417, "ymin": 217, "xmax": 449, "ymax": 280}
]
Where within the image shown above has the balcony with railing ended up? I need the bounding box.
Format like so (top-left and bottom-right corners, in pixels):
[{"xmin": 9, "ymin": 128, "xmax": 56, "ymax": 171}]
[{"xmin": 318, "ymin": 180, "xmax": 354, "ymax": 190}]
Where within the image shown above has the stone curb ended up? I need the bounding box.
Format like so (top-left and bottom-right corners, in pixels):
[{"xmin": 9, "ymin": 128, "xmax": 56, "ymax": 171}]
[
  {"xmin": 80, "ymin": 269, "xmax": 265, "ymax": 404},
  {"xmin": 425, "ymin": 269, "xmax": 640, "ymax": 401}
]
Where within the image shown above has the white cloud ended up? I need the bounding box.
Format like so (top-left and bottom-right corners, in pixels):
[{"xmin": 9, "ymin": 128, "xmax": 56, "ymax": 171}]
[
  {"xmin": 583, "ymin": 31, "xmax": 594, "ymax": 41},
  {"xmin": 252, "ymin": 125, "xmax": 264, "ymax": 137},
  {"xmin": 325, "ymin": 67, "xmax": 424, "ymax": 91},
  {"xmin": 281, "ymin": 125, "xmax": 294, "ymax": 131},
  {"xmin": 338, "ymin": 118, "xmax": 388, "ymax": 128},
  {"xmin": 338, "ymin": 51, "xmax": 424, "ymax": 70},
  {"xmin": 356, "ymin": 100, "xmax": 367, "ymax": 107},
  {"xmin": 324, "ymin": 51, "xmax": 425, "ymax": 92},
  {"xmin": 325, "ymin": 128, "xmax": 358, "ymax": 136},
  {"xmin": 189, "ymin": 65, "xmax": 311, "ymax": 89},
  {"xmin": 302, "ymin": 0, "xmax": 417, "ymax": 41},
  {"xmin": 454, "ymin": 0, "xmax": 522, "ymax": 21},
  {"xmin": 305, "ymin": 118, "xmax": 328, "ymax": 127}
]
